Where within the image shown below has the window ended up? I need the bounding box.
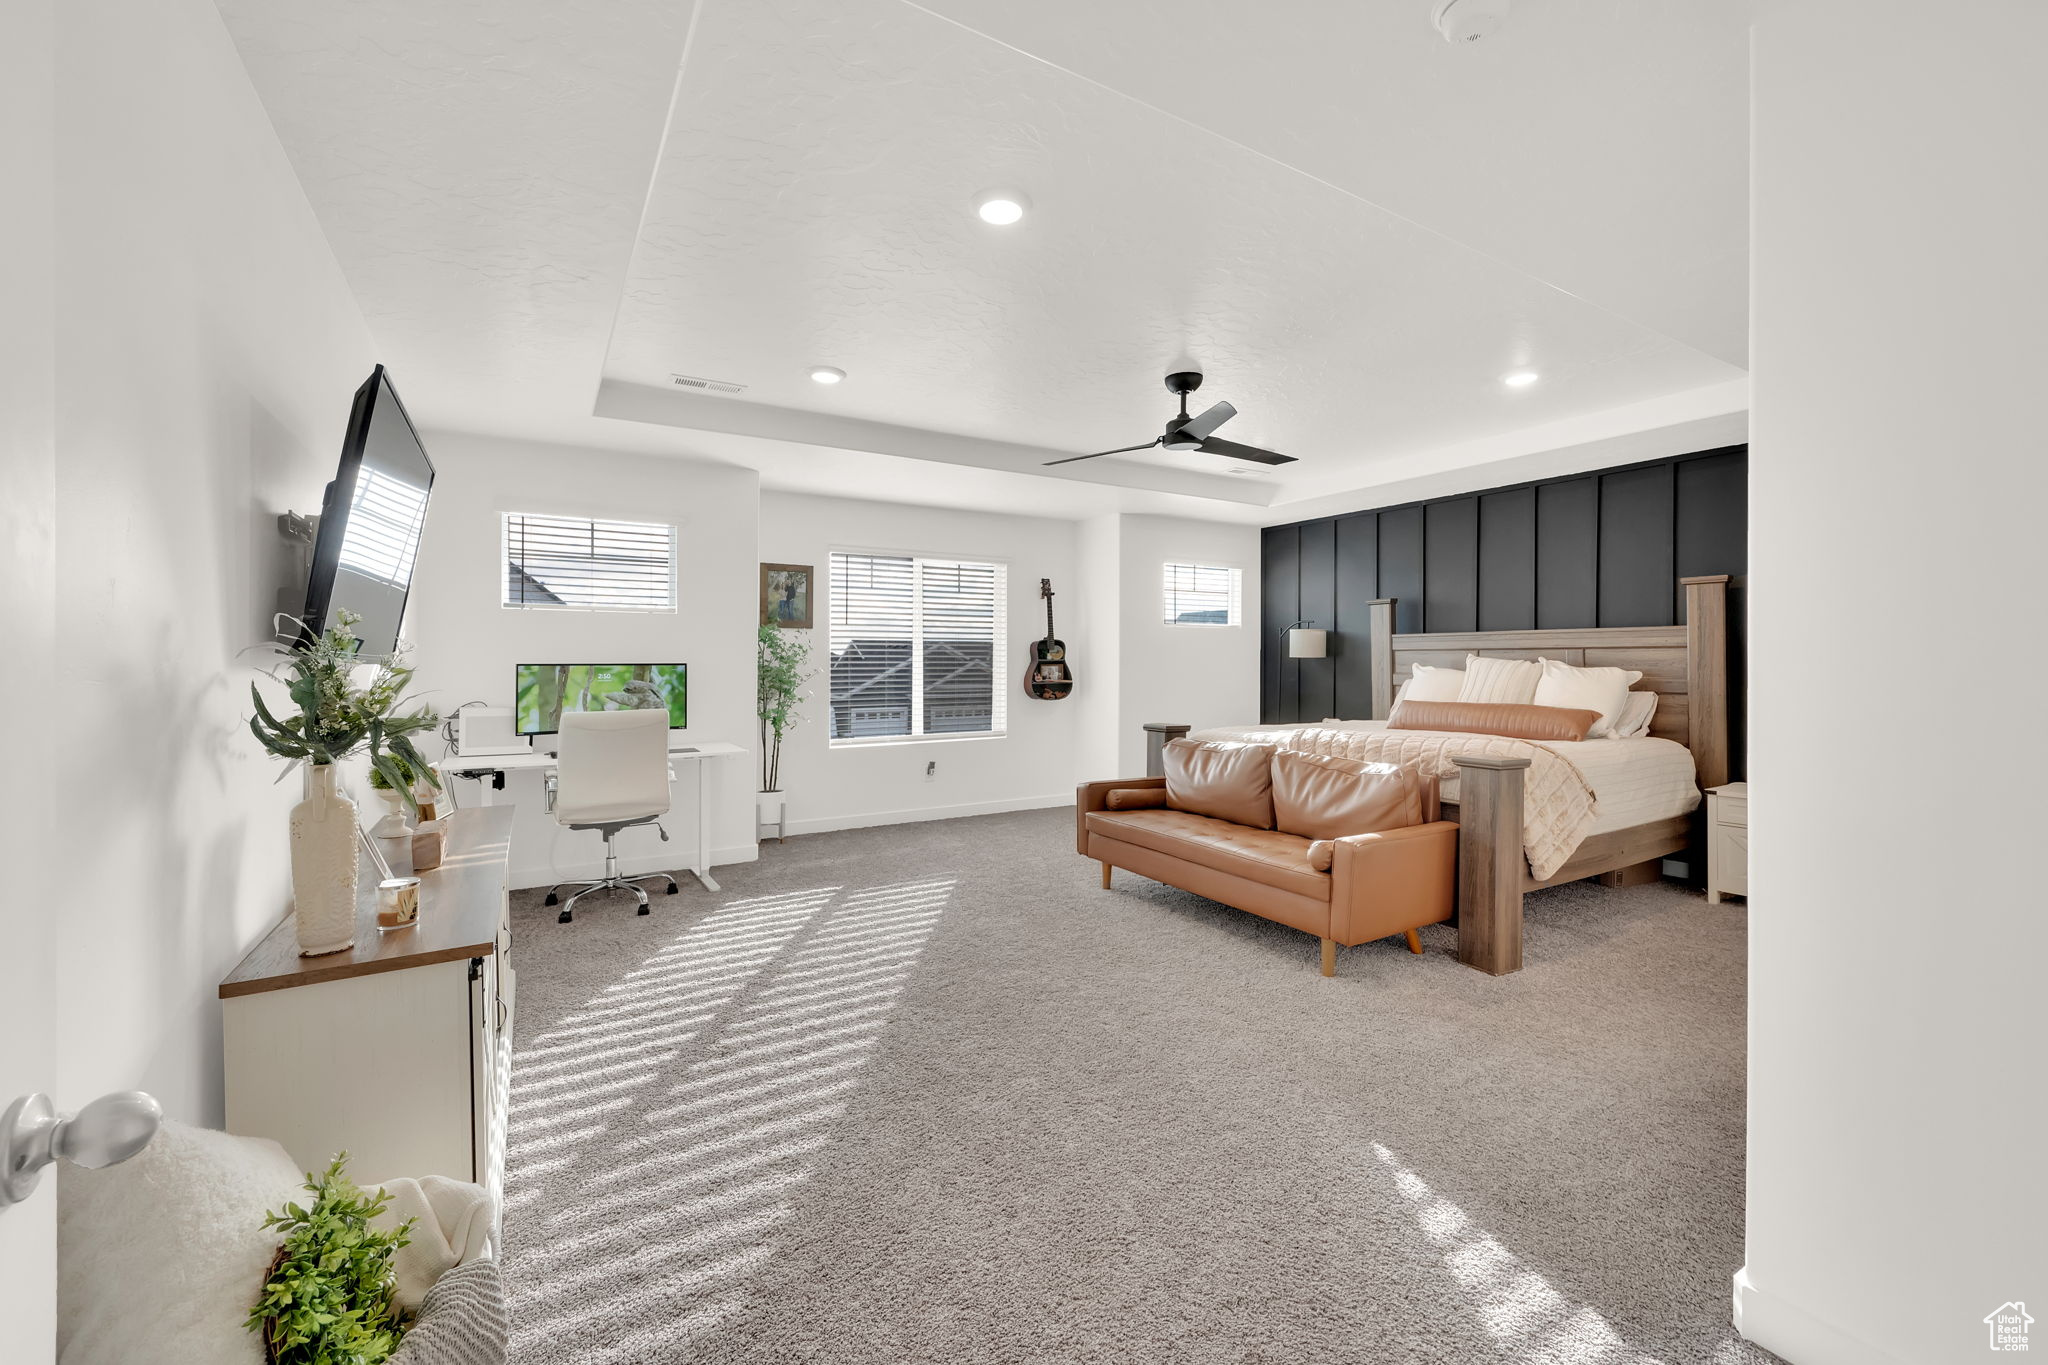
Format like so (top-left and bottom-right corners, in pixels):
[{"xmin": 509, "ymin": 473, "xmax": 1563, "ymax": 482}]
[
  {"xmin": 503, "ymin": 513, "xmax": 675, "ymax": 611},
  {"xmin": 1162, "ymin": 562, "xmax": 1242, "ymax": 626},
  {"xmin": 829, "ymin": 552, "xmax": 1007, "ymax": 743}
]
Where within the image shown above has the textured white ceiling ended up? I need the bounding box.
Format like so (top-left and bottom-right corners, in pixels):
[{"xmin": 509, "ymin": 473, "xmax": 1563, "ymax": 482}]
[{"xmin": 215, "ymin": 0, "xmax": 1749, "ymax": 518}]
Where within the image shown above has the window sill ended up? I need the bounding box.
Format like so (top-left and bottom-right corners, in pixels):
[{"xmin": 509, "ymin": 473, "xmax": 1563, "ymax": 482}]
[{"xmin": 829, "ymin": 732, "xmax": 1007, "ymax": 750}]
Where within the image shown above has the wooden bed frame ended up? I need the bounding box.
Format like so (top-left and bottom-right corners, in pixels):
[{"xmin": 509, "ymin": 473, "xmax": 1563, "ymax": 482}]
[{"xmin": 1365, "ymin": 575, "xmax": 1731, "ymax": 976}]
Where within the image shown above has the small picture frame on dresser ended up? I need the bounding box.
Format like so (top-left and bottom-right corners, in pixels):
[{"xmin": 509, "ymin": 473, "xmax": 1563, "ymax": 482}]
[{"xmin": 1705, "ymin": 782, "xmax": 1748, "ymax": 903}]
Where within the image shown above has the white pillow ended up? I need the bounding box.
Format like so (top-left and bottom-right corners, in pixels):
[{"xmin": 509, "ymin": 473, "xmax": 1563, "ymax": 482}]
[
  {"xmin": 1612, "ymin": 690, "xmax": 1659, "ymax": 739},
  {"xmin": 1458, "ymin": 654, "xmax": 1542, "ymax": 705},
  {"xmin": 60, "ymin": 1120, "xmax": 305, "ymax": 1365},
  {"xmin": 1531, "ymin": 657, "xmax": 1646, "ymax": 737},
  {"xmin": 1401, "ymin": 664, "xmax": 1466, "ymax": 703}
]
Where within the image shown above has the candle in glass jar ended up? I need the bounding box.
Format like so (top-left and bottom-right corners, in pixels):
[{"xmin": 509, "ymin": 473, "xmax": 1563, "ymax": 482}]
[{"xmin": 377, "ymin": 877, "xmax": 421, "ymax": 931}]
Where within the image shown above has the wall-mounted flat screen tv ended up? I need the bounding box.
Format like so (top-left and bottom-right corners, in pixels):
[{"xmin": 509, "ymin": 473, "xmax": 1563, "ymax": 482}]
[
  {"xmin": 515, "ymin": 664, "xmax": 688, "ymax": 737},
  {"xmin": 297, "ymin": 364, "xmax": 434, "ymax": 656}
]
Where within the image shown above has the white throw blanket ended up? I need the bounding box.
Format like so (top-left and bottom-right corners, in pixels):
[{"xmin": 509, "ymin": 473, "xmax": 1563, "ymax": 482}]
[
  {"xmin": 373, "ymin": 1175, "xmax": 497, "ymax": 1313},
  {"xmin": 1192, "ymin": 724, "xmax": 1597, "ymax": 879}
]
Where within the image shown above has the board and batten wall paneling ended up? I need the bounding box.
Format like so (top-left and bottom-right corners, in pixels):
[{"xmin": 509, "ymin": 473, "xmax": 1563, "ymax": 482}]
[
  {"xmin": 1296, "ymin": 519, "xmax": 1337, "ymax": 720},
  {"xmin": 1535, "ymin": 477, "xmax": 1599, "ymax": 628},
  {"xmin": 1377, "ymin": 506, "xmax": 1425, "ymax": 636},
  {"xmin": 1477, "ymin": 487, "xmax": 1537, "ymax": 631},
  {"xmin": 1258, "ymin": 447, "xmax": 1747, "ymax": 779},
  {"xmin": 1423, "ymin": 497, "xmax": 1479, "ymax": 634},
  {"xmin": 1332, "ymin": 514, "xmax": 1379, "ymax": 720},
  {"xmin": 1597, "ymin": 462, "xmax": 1677, "ymax": 628},
  {"xmin": 1260, "ymin": 523, "xmax": 1299, "ymax": 722}
]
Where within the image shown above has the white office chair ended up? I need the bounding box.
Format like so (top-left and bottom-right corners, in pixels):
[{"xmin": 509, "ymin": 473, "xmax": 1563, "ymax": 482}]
[{"xmin": 543, "ymin": 710, "xmax": 679, "ymax": 924}]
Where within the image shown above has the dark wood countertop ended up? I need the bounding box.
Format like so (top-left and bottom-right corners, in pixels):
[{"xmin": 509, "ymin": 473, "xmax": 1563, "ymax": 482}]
[{"xmin": 220, "ymin": 804, "xmax": 515, "ymax": 1000}]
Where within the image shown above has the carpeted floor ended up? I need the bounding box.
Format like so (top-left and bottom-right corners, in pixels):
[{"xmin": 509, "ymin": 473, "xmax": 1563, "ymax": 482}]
[{"xmin": 499, "ymin": 807, "xmax": 1776, "ymax": 1365}]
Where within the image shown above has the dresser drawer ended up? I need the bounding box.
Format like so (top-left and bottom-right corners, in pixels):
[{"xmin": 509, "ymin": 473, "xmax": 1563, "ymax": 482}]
[{"xmin": 1713, "ymin": 793, "xmax": 1747, "ymax": 828}]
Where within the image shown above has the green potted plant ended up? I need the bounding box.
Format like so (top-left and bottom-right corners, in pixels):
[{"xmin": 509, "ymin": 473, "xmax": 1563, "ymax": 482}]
[
  {"xmin": 756, "ymin": 622, "xmax": 812, "ymax": 841},
  {"xmin": 246, "ymin": 1154, "xmax": 414, "ymax": 1365},
  {"xmin": 249, "ymin": 611, "xmax": 440, "ymax": 955}
]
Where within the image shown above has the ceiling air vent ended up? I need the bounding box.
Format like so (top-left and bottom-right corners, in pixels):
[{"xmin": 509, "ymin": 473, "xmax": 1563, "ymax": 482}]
[{"xmin": 669, "ymin": 373, "xmax": 748, "ymax": 395}]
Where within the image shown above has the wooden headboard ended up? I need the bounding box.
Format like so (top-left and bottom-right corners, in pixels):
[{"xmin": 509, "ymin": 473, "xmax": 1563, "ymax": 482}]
[{"xmin": 1365, "ymin": 575, "xmax": 1730, "ymax": 789}]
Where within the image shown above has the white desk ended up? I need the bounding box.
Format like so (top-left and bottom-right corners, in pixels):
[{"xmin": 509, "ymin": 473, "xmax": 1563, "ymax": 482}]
[{"xmin": 438, "ymin": 741, "xmax": 746, "ymax": 892}]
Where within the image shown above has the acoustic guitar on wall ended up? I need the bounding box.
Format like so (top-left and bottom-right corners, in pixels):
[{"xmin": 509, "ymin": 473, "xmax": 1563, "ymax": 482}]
[{"xmin": 1027, "ymin": 578, "xmax": 1074, "ymax": 701}]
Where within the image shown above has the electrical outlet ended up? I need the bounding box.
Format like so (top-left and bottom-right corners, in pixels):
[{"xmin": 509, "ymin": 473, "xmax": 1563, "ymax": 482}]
[{"xmin": 924, "ymin": 760, "xmax": 937, "ymax": 782}]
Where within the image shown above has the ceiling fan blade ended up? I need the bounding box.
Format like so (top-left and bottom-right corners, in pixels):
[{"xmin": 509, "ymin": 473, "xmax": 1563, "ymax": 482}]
[
  {"xmin": 1043, "ymin": 438, "xmax": 1163, "ymax": 467},
  {"xmin": 1197, "ymin": 436, "xmax": 1298, "ymax": 466},
  {"xmin": 1179, "ymin": 400, "xmax": 1237, "ymax": 443}
]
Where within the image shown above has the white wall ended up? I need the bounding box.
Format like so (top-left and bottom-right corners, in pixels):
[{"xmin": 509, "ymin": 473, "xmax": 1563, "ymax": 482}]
[
  {"xmin": 1114, "ymin": 516, "xmax": 1262, "ymax": 778},
  {"xmin": 0, "ymin": 0, "xmax": 59, "ymax": 1342},
  {"xmin": 46, "ymin": 0, "xmax": 378, "ymax": 1144},
  {"xmin": 759, "ymin": 492, "xmax": 1085, "ymax": 833},
  {"xmin": 1741, "ymin": 4, "xmax": 2048, "ymax": 1362},
  {"xmin": 405, "ymin": 433, "xmax": 761, "ymax": 886}
]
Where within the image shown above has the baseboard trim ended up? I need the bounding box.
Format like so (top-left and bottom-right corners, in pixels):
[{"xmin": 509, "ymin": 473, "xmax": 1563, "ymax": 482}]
[
  {"xmin": 1732, "ymin": 1267, "xmax": 1907, "ymax": 1365},
  {"xmin": 511, "ymin": 842, "xmax": 758, "ymax": 892},
  {"xmin": 782, "ymin": 793, "xmax": 1071, "ymax": 838}
]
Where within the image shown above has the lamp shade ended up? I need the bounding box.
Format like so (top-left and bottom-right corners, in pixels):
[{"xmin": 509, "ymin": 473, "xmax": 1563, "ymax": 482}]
[{"xmin": 1287, "ymin": 627, "xmax": 1328, "ymax": 659}]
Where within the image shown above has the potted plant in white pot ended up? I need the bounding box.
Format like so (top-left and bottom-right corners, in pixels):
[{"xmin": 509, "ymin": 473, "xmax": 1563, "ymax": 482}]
[
  {"xmin": 249, "ymin": 610, "xmax": 440, "ymax": 955},
  {"xmin": 756, "ymin": 622, "xmax": 812, "ymax": 843}
]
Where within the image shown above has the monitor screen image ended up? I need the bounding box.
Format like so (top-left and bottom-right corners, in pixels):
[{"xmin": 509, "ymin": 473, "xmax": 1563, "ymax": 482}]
[{"xmin": 515, "ymin": 664, "xmax": 687, "ymax": 736}]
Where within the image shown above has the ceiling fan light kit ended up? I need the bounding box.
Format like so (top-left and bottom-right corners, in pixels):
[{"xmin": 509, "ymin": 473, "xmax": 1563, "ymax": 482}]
[{"xmin": 1047, "ymin": 370, "xmax": 1297, "ymax": 468}]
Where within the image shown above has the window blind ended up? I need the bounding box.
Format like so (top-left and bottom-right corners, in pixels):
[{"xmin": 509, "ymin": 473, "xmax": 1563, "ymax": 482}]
[
  {"xmin": 503, "ymin": 513, "xmax": 675, "ymax": 611},
  {"xmin": 1162, "ymin": 562, "xmax": 1242, "ymax": 626},
  {"xmin": 829, "ymin": 552, "xmax": 1007, "ymax": 742}
]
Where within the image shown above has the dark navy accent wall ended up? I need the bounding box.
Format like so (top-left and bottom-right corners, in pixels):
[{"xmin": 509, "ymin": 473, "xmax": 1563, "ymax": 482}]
[{"xmin": 1259, "ymin": 445, "xmax": 1747, "ymax": 769}]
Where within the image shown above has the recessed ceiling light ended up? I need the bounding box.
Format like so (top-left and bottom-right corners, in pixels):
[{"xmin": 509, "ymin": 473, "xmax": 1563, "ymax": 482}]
[
  {"xmin": 809, "ymin": 366, "xmax": 845, "ymax": 385},
  {"xmin": 973, "ymin": 189, "xmax": 1030, "ymax": 226},
  {"xmin": 1503, "ymin": 369, "xmax": 1539, "ymax": 388}
]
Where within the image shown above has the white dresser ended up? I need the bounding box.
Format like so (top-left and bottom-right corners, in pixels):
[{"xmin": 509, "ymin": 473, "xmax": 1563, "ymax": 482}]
[
  {"xmin": 1705, "ymin": 782, "xmax": 1748, "ymax": 903},
  {"xmin": 220, "ymin": 805, "xmax": 515, "ymax": 1205}
]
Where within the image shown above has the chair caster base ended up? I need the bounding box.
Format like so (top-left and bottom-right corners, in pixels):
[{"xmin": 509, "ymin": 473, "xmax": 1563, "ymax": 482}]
[
  {"xmin": 638, "ymin": 904, "xmax": 651, "ymax": 916},
  {"xmin": 544, "ymin": 892, "xmax": 558, "ymax": 906},
  {"xmin": 557, "ymin": 909, "xmax": 572, "ymax": 924},
  {"xmin": 666, "ymin": 882, "xmax": 679, "ymax": 895}
]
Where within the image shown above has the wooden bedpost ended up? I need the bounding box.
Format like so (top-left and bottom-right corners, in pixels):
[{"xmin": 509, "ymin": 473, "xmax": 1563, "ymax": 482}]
[
  {"xmin": 1368, "ymin": 598, "xmax": 1396, "ymax": 719},
  {"xmin": 1451, "ymin": 754, "xmax": 1530, "ymax": 976},
  {"xmin": 1682, "ymin": 575, "xmax": 1732, "ymax": 790}
]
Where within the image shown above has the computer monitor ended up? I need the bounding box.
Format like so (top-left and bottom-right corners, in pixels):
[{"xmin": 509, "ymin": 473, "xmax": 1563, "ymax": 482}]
[{"xmin": 515, "ymin": 664, "xmax": 687, "ymax": 737}]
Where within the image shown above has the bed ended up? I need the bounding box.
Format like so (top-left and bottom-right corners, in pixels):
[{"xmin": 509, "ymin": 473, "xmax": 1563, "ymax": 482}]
[{"xmin": 1195, "ymin": 575, "xmax": 1730, "ymax": 975}]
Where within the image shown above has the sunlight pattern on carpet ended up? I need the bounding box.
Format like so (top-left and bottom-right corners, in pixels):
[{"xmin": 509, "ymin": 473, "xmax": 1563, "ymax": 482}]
[
  {"xmin": 501, "ymin": 878, "xmax": 955, "ymax": 1362},
  {"xmin": 1372, "ymin": 1141, "xmax": 1670, "ymax": 1365}
]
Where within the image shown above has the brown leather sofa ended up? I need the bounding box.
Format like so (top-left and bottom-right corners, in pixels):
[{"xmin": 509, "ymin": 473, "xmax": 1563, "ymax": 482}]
[{"xmin": 1076, "ymin": 740, "xmax": 1457, "ymax": 976}]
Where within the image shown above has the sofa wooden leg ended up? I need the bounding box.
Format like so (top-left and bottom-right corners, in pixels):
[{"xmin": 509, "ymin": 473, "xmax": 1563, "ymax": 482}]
[
  {"xmin": 1320, "ymin": 937, "xmax": 1337, "ymax": 977},
  {"xmin": 1404, "ymin": 929, "xmax": 1423, "ymax": 955},
  {"xmin": 1100, "ymin": 861, "xmax": 1112, "ymax": 889}
]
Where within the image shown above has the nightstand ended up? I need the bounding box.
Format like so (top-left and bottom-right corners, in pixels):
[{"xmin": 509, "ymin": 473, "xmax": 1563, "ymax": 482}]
[{"xmin": 1705, "ymin": 782, "xmax": 1747, "ymax": 903}]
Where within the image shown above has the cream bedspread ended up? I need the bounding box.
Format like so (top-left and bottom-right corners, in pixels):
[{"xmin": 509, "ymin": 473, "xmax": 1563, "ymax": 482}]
[{"xmin": 1188, "ymin": 723, "xmax": 1597, "ymax": 879}]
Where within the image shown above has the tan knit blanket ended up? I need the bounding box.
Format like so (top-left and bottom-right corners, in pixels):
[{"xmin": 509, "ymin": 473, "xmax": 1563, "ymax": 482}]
[{"xmin": 1191, "ymin": 725, "xmax": 1596, "ymax": 879}]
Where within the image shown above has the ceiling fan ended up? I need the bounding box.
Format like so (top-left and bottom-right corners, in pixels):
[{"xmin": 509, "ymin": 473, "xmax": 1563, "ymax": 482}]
[{"xmin": 1045, "ymin": 371, "xmax": 1297, "ymax": 467}]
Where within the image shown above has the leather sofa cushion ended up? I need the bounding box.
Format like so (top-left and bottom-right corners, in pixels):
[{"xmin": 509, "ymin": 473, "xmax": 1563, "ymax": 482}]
[
  {"xmin": 1386, "ymin": 698, "xmax": 1600, "ymax": 742},
  {"xmin": 1161, "ymin": 738, "xmax": 1276, "ymax": 830},
  {"xmin": 1270, "ymin": 750, "xmax": 1436, "ymax": 841},
  {"xmin": 1104, "ymin": 787, "xmax": 1169, "ymax": 811},
  {"xmin": 1085, "ymin": 809, "xmax": 1328, "ymax": 901},
  {"xmin": 1306, "ymin": 839, "xmax": 1335, "ymax": 872}
]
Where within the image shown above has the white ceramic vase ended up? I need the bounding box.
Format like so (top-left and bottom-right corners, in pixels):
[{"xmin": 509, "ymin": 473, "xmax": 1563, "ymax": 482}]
[
  {"xmin": 756, "ymin": 791, "xmax": 786, "ymax": 841},
  {"xmin": 291, "ymin": 764, "xmax": 359, "ymax": 956}
]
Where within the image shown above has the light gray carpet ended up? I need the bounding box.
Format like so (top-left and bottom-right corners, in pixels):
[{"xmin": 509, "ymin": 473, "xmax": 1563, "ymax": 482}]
[{"xmin": 500, "ymin": 807, "xmax": 1777, "ymax": 1365}]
